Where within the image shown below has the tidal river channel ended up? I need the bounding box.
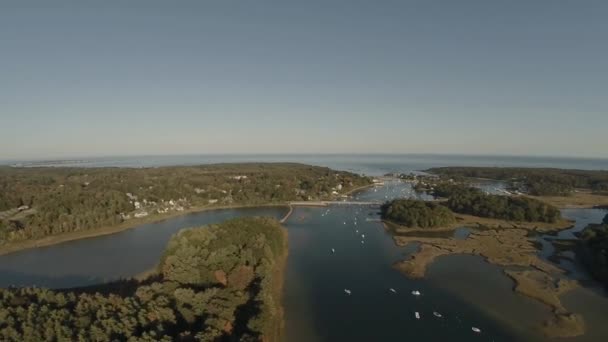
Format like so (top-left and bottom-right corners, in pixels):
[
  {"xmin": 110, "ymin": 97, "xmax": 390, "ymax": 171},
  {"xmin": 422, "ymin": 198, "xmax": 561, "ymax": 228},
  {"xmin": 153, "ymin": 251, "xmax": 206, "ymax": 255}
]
[{"xmin": 1, "ymin": 181, "xmax": 607, "ymax": 341}]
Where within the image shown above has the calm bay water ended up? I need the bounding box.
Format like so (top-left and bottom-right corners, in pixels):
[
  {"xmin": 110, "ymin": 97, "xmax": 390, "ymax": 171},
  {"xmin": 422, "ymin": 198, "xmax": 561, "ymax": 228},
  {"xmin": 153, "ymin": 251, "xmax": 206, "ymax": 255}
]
[
  {"xmin": 282, "ymin": 205, "xmax": 520, "ymax": 341},
  {"xmin": 1, "ymin": 155, "xmax": 607, "ymax": 340}
]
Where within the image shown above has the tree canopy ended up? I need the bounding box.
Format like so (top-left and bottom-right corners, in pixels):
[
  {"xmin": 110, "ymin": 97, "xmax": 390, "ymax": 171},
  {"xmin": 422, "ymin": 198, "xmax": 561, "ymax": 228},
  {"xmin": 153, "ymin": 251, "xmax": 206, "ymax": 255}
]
[
  {"xmin": 443, "ymin": 186, "xmax": 561, "ymax": 223},
  {"xmin": 381, "ymin": 199, "xmax": 455, "ymax": 228}
]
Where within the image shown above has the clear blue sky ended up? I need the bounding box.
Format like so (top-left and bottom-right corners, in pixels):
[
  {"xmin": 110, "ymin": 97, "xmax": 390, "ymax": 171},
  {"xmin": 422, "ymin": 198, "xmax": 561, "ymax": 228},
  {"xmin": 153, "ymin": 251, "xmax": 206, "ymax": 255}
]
[{"xmin": 1, "ymin": 0, "xmax": 607, "ymax": 160}]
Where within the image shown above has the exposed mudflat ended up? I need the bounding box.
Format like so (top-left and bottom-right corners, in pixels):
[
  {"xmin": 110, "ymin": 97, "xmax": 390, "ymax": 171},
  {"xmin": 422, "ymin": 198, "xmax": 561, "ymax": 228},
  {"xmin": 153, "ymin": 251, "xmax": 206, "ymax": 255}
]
[{"xmin": 393, "ymin": 227, "xmax": 584, "ymax": 338}]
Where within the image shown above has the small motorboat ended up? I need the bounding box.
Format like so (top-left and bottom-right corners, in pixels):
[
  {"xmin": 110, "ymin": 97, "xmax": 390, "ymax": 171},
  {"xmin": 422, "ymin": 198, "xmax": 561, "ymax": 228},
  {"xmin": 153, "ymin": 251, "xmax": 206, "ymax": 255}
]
[
  {"xmin": 411, "ymin": 290, "xmax": 421, "ymax": 296},
  {"xmin": 344, "ymin": 289, "xmax": 352, "ymax": 295},
  {"xmin": 361, "ymin": 234, "xmax": 365, "ymax": 238},
  {"xmin": 415, "ymin": 312, "xmax": 420, "ymax": 319},
  {"xmin": 471, "ymin": 327, "xmax": 481, "ymax": 333},
  {"xmin": 361, "ymin": 240, "xmax": 365, "ymax": 244},
  {"xmin": 331, "ymin": 248, "xmax": 335, "ymax": 253},
  {"xmin": 389, "ymin": 288, "xmax": 397, "ymax": 293},
  {"xmin": 433, "ymin": 311, "xmax": 442, "ymax": 318}
]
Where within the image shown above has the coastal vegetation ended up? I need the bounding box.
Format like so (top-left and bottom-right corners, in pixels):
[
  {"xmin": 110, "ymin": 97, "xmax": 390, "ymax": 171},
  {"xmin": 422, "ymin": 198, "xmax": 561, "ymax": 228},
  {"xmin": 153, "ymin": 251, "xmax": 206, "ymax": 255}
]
[
  {"xmin": 0, "ymin": 217, "xmax": 287, "ymax": 342},
  {"xmin": 380, "ymin": 199, "xmax": 455, "ymax": 228},
  {"xmin": 427, "ymin": 167, "xmax": 608, "ymax": 196},
  {"xmin": 442, "ymin": 186, "xmax": 562, "ymax": 223},
  {"xmin": 526, "ymin": 191, "xmax": 608, "ymax": 209},
  {"xmin": 382, "ymin": 182, "xmax": 580, "ymax": 336},
  {"xmin": 579, "ymin": 213, "xmax": 608, "ymax": 287},
  {"xmin": 392, "ymin": 228, "xmax": 584, "ymax": 338},
  {"xmin": 0, "ymin": 163, "xmax": 370, "ymax": 247},
  {"xmin": 383, "ymin": 183, "xmax": 562, "ymax": 232}
]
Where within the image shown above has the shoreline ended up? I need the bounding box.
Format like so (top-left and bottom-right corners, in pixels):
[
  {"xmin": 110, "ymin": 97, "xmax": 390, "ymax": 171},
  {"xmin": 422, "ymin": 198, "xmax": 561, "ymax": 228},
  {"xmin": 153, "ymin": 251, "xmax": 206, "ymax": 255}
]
[
  {"xmin": 0, "ymin": 183, "xmax": 370, "ymax": 257},
  {"xmin": 391, "ymin": 227, "xmax": 585, "ymax": 338},
  {"xmin": 267, "ymin": 226, "xmax": 289, "ymax": 342},
  {"xmin": 525, "ymin": 191, "xmax": 608, "ymax": 209},
  {"xmin": 0, "ymin": 202, "xmax": 290, "ymax": 257},
  {"xmin": 343, "ymin": 183, "xmax": 376, "ymax": 196},
  {"xmin": 383, "ymin": 213, "xmax": 574, "ymax": 235}
]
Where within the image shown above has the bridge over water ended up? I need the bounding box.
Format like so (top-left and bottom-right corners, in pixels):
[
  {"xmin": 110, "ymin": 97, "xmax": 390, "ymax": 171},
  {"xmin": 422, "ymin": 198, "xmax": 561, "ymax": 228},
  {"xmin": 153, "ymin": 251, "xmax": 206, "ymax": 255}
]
[
  {"xmin": 288, "ymin": 201, "xmax": 382, "ymax": 207},
  {"xmin": 281, "ymin": 200, "xmax": 382, "ymax": 223}
]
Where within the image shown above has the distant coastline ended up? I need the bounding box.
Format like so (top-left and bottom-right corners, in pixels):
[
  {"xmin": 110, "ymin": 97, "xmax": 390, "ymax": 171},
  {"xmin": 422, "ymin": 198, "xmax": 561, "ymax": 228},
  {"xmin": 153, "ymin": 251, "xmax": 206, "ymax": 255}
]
[{"xmin": 3, "ymin": 153, "xmax": 608, "ymax": 171}]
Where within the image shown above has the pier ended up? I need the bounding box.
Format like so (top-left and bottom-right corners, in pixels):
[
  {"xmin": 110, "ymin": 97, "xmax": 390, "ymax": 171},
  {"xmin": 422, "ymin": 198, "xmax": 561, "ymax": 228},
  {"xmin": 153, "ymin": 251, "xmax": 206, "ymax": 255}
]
[{"xmin": 288, "ymin": 200, "xmax": 382, "ymax": 207}]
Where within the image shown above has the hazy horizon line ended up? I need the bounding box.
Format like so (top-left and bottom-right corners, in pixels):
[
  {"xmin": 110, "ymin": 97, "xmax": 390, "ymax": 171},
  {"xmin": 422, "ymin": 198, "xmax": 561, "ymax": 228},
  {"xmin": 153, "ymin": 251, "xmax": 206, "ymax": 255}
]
[{"xmin": 2, "ymin": 151, "xmax": 608, "ymax": 164}]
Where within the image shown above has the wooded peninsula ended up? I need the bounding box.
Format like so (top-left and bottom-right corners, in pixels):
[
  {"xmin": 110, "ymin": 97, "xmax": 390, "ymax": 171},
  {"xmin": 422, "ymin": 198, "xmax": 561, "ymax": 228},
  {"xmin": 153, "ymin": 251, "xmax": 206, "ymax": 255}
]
[
  {"xmin": 381, "ymin": 184, "xmax": 562, "ymax": 229},
  {"xmin": 0, "ymin": 217, "xmax": 287, "ymax": 342}
]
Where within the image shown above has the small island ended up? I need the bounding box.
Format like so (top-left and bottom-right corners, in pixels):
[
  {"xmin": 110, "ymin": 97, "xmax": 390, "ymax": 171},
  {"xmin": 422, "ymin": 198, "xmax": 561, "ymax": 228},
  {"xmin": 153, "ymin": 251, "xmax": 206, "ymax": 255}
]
[
  {"xmin": 380, "ymin": 199, "xmax": 455, "ymax": 228},
  {"xmin": 382, "ymin": 184, "xmax": 570, "ymax": 233},
  {"xmin": 0, "ymin": 217, "xmax": 287, "ymax": 341},
  {"xmin": 438, "ymin": 184, "xmax": 562, "ymax": 223}
]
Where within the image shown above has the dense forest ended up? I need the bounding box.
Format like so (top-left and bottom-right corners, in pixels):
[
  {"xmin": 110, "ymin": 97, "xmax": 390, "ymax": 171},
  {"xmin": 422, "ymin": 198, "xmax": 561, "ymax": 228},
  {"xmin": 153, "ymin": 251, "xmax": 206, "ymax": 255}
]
[
  {"xmin": 381, "ymin": 199, "xmax": 455, "ymax": 228},
  {"xmin": 441, "ymin": 185, "xmax": 562, "ymax": 223},
  {"xmin": 0, "ymin": 217, "xmax": 287, "ymax": 341},
  {"xmin": 427, "ymin": 167, "xmax": 608, "ymax": 196},
  {"xmin": 0, "ymin": 163, "xmax": 370, "ymax": 244},
  {"xmin": 579, "ymin": 214, "xmax": 608, "ymax": 287}
]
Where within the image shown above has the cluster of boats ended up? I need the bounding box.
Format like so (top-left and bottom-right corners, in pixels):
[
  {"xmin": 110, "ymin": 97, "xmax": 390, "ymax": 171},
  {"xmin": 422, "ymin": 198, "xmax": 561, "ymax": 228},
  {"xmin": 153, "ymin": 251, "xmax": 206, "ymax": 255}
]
[
  {"xmin": 327, "ymin": 197, "xmax": 483, "ymax": 335},
  {"xmin": 343, "ymin": 287, "xmax": 481, "ymax": 333}
]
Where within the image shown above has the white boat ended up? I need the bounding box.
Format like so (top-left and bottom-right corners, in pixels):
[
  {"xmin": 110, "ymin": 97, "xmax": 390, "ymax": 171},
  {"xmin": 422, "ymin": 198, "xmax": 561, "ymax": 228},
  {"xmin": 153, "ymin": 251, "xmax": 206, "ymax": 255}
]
[
  {"xmin": 361, "ymin": 234, "xmax": 365, "ymax": 238},
  {"xmin": 415, "ymin": 312, "xmax": 420, "ymax": 319},
  {"xmin": 411, "ymin": 290, "xmax": 421, "ymax": 296},
  {"xmin": 344, "ymin": 289, "xmax": 351, "ymax": 295},
  {"xmin": 331, "ymin": 248, "xmax": 335, "ymax": 253},
  {"xmin": 433, "ymin": 311, "xmax": 442, "ymax": 318},
  {"xmin": 389, "ymin": 288, "xmax": 397, "ymax": 293},
  {"xmin": 471, "ymin": 327, "xmax": 481, "ymax": 333},
  {"xmin": 361, "ymin": 240, "xmax": 365, "ymax": 244},
  {"xmin": 355, "ymin": 230, "xmax": 359, "ymax": 233}
]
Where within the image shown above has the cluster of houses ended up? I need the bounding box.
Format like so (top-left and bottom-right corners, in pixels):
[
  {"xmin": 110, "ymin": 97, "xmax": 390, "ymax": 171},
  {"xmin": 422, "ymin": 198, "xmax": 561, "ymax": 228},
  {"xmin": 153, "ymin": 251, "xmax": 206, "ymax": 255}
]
[
  {"xmin": 122, "ymin": 192, "xmax": 189, "ymax": 220},
  {"xmin": 231, "ymin": 175, "xmax": 248, "ymax": 181},
  {"xmin": 331, "ymin": 183, "xmax": 343, "ymax": 196}
]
